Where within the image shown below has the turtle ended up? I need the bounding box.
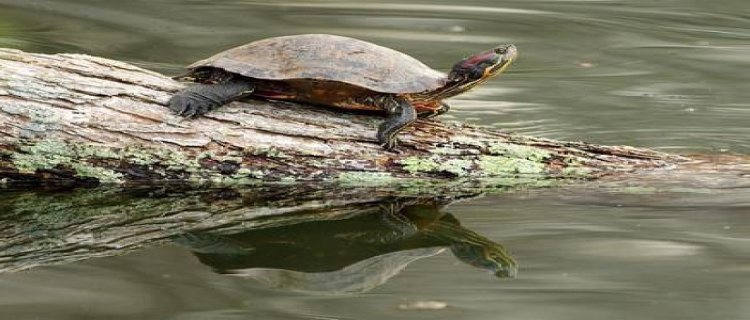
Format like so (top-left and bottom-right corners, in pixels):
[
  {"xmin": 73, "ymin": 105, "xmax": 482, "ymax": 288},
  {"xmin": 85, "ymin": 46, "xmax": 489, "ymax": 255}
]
[{"xmin": 168, "ymin": 34, "xmax": 517, "ymax": 150}]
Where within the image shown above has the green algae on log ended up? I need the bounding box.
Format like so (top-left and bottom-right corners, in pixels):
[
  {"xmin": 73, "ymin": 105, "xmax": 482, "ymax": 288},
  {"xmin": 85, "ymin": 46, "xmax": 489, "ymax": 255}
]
[{"xmin": 0, "ymin": 47, "xmax": 686, "ymax": 186}]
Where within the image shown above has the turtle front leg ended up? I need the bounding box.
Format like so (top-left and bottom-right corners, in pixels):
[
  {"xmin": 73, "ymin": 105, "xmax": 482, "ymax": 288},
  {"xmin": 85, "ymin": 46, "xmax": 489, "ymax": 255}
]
[
  {"xmin": 168, "ymin": 78, "xmax": 256, "ymax": 118},
  {"xmin": 377, "ymin": 97, "xmax": 417, "ymax": 150},
  {"xmin": 417, "ymin": 101, "xmax": 451, "ymax": 119}
]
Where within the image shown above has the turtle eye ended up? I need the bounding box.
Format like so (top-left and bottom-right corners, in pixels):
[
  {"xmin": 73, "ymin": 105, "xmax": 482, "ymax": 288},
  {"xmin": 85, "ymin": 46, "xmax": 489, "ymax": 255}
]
[{"xmin": 494, "ymin": 44, "xmax": 514, "ymax": 55}]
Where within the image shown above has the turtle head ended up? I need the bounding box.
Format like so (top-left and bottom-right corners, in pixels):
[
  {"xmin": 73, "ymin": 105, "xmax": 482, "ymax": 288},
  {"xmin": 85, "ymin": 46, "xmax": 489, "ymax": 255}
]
[
  {"xmin": 449, "ymin": 44, "xmax": 516, "ymax": 86},
  {"xmin": 420, "ymin": 44, "xmax": 516, "ymax": 100}
]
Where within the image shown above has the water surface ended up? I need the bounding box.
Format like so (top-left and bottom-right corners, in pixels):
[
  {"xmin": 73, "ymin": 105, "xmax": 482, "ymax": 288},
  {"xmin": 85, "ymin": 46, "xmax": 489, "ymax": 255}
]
[{"xmin": 0, "ymin": 0, "xmax": 748, "ymax": 319}]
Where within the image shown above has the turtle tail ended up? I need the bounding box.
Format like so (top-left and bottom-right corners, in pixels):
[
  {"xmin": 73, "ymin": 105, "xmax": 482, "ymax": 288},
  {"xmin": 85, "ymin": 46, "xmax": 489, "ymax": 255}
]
[{"xmin": 168, "ymin": 78, "xmax": 256, "ymax": 118}]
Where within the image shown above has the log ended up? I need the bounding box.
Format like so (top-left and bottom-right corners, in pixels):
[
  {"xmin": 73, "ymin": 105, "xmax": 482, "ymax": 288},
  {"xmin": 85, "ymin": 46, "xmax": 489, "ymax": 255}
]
[
  {"xmin": 0, "ymin": 48, "xmax": 686, "ymax": 186},
  {"xmin": 4, "ymin": 157, "xmax": 746, "ymax": 278},
  {"xmin": 3, "ymin": 155, "xmax": 749, "ymax": 277},
  {"xmin": 3, "ymin": 165, "xmax": 747, "ymax": 289}
]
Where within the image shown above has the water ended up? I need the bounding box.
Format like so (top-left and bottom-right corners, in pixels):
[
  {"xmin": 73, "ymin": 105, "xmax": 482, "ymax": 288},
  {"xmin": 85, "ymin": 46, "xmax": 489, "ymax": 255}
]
[{"xmin": 0, "ymin": 0, "xmax": 749, "ymax": 319}]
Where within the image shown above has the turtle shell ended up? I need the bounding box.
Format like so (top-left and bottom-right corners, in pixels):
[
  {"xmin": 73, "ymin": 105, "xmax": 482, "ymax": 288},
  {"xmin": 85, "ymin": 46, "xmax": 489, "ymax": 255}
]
[{"xmin": 187, "ymin": 34, "xmax": 448, "ymax": 94}]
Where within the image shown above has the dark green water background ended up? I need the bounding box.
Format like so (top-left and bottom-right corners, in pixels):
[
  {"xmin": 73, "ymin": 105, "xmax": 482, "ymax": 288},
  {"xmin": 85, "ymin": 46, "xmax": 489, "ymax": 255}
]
[{"xmin": 0, "ymin": 1, "xmax": 748, "ymax": 319}]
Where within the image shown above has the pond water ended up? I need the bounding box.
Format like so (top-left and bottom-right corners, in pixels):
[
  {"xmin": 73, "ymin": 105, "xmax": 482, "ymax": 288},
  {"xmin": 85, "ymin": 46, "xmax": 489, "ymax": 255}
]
[{"xmin": 0, "ymin": 0, "xmax": 748, "ymax": 319}]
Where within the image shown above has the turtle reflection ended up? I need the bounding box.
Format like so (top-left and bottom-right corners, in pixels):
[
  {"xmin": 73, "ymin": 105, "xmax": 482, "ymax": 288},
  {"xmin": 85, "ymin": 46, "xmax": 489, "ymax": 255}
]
[{"xmin": 176, "ymin": 198, "xmax": 516, "ymax": 294}]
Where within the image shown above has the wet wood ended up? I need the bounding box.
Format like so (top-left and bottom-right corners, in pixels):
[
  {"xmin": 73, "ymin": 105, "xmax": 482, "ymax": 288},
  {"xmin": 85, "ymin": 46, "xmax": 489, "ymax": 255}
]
[{"xmin": 0, "ymin": 48, "xmax": 688, "ymax": 185}]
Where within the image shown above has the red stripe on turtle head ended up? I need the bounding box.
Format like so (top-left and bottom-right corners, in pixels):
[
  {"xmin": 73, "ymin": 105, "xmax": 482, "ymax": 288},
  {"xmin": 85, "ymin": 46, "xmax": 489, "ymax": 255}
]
[{"xmin": 459, "ymin": 50, "xmax": 499, "ymax": 69}]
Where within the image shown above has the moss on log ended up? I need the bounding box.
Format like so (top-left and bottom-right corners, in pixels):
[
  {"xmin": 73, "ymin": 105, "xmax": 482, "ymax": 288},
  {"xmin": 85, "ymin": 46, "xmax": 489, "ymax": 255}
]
[{"xmin": 0, "ymin": 48, "xmax": 686, "ymax": 186}]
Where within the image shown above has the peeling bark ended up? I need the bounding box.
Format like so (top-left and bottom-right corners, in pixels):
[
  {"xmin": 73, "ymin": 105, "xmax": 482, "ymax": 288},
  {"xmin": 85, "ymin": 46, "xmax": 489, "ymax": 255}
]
[{"xmin": 0, "ymin": 48, "xmax": 687, "ymax": 185}]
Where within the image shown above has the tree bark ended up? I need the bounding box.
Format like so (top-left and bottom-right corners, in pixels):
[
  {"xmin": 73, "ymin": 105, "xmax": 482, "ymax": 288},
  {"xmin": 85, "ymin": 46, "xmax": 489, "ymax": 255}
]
[{"xmin": 0, "ymin": 48, "xmax": 686, "ymax": 185}]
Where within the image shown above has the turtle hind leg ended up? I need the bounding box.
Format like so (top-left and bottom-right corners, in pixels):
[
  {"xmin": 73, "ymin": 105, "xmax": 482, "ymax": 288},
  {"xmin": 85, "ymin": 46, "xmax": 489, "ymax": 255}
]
[
  {"xmin": 168, "ymin": 78, "xmax": 256, "ymax": 118},
  {"xmin": 377, "ymin": 97, "xmax": 417, "ymax": 150}
]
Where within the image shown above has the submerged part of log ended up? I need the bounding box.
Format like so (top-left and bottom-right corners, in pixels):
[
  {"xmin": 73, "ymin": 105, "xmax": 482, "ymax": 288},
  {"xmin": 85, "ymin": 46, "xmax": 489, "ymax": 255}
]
[{"xmin": 0, "ymin": 48, "xmax": 686, "ymax": 185}]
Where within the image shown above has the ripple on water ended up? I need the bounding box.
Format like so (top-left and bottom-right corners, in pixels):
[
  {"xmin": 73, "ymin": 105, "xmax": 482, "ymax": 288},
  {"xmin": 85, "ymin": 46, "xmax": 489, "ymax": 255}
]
[
  {"xmin": 247, "ymin": 2, "xmax": 555, "ymax": 16},
  {"xmin": 573, "ymin": 239, "xmax": 703, "ymax": 259}
]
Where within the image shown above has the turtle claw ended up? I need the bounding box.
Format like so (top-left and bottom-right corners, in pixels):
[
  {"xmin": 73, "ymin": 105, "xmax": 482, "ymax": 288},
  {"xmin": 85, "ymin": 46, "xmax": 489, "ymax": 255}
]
[
  {"xmin": 379, "ymin": 136, "xmax": 401, "ymax": 152},
  {"xmin": 168, "ymin": 79, "xmax": 254, "ymax": 118},
  {"xmin": 168, "ymin": 95, "xmax": 193, "ymax": 117},
  {"xmin": 183, "ymin": 110, "xmax": 197, "ymax": 118},
  {"xmin": 382, "ymin": 146, "xmax": 402, "ymax": 153},
  {"xmin": 168, "ymin": 93, "xmax": 213, "ymax": 118},
  {"xmin": 177, "ymin": 105, "xmax": 192, "ymax": 117}
]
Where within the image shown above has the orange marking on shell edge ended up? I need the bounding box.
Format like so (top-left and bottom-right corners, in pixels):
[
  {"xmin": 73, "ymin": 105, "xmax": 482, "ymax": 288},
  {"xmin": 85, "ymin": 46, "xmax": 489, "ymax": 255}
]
[
  {"xmin": 333, "ymin": 102, "xmax": 382, "ymax": 111},
  {"xmin": 253, "ymin": 90, "xmax": 297, "ymax": 100},
  {"xmin": 413, "ymin": 102, "xmax": 442, "ymax": 112}
]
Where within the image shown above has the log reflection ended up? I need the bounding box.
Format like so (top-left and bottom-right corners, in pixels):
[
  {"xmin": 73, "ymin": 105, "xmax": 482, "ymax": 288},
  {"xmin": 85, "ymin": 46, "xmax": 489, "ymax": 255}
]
[{"xmin": 0, "ymin": 185, "xmax": 516, "ymax": 289}]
